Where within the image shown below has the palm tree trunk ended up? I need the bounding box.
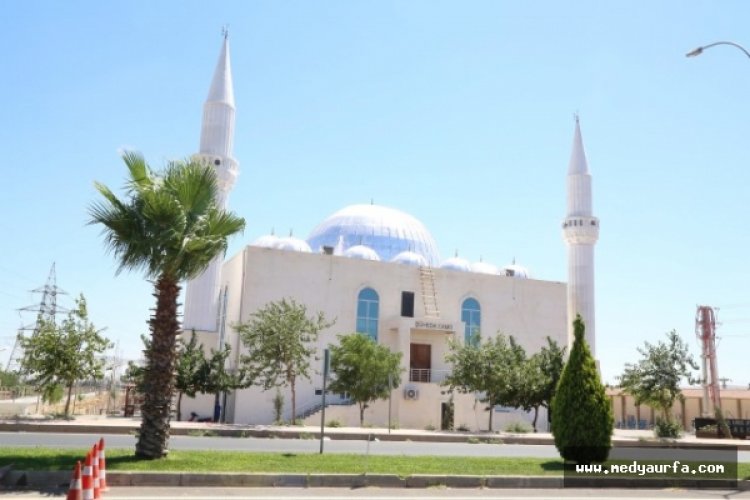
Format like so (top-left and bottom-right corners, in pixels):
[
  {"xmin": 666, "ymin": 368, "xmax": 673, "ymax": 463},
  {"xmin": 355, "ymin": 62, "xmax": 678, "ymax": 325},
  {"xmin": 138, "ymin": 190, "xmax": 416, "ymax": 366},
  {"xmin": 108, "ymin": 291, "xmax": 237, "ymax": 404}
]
[
  {"xmin": 136, "ymin": 277, "xmax": 180, "ymax": 459},
  {"xmin": 360, "ymin": 403, "xmax": 365, "ymax": 426},
  {"xmin": 532, "ymin": 406, "xmax": 539, "ymax": 433}
]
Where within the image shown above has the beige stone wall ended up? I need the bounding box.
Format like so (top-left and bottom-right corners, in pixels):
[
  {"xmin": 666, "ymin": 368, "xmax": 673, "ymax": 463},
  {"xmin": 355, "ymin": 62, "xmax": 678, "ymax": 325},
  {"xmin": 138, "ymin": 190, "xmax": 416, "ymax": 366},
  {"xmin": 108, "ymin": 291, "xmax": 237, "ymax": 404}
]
[{"xmin": 608, "ymin": 389, "xmax": 750, "ymax": 430}]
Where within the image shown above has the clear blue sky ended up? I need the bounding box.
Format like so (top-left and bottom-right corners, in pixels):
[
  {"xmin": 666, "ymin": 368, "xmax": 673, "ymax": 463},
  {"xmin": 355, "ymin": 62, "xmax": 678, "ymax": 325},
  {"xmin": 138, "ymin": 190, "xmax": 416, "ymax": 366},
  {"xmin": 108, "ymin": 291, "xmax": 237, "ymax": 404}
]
[{"xmin": 1, "ymin": 1, "xmax": 749, "ymax": 388}]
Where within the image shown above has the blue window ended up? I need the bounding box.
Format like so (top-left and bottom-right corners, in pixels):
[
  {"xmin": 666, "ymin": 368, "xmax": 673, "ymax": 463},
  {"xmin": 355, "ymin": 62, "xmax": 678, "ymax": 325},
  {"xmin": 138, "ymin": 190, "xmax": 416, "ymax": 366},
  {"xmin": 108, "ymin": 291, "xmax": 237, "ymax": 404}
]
[
  {"xmin": 461, "ymin": 298, "xmax": 481, "ymax": 345},
  {"xmin": 356, "ymin": 288, "xmax": 379, "ymax": 341}
]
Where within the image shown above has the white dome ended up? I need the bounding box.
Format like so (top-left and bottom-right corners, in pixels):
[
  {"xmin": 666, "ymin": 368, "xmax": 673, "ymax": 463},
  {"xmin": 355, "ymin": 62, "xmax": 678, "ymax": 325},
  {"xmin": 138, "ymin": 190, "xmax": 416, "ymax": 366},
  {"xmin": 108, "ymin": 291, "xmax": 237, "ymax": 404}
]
[
  {"xmin": 276, "ymin": 237, "xmax": 312, "ymax": 253},
  {"xmin": 391, "ymin": 251, "xmax": 428, "ymax": 267},
  {"xmin": 251, "ymin": 234, "xmax": 281, "ymax": 249},
  {"xmin": 343, "ymin": 245, "xmax": 381, "ymax": 261},
  {"xmin": 501, "ymin": 264, "xmax": 531, "ymax": 279},
  {"xmin": 441, "ymin": 256, "xmax": 471, "ymax": 272},
  {"xmin": 307, "ymin": 204, "xmax": 440, "ymax": 266},
  {"xmin": 471, "ymin": 261, "xmax": 498, "ymax": 274}
]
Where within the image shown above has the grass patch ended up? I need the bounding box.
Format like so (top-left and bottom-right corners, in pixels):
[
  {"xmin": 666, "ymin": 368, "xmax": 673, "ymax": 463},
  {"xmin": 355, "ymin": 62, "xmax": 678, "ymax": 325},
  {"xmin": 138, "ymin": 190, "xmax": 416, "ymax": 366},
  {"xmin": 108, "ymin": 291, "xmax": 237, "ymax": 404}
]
[
  {"xmin": 0, "ymin": 447, "xmax": 562, "ymax": 476},
  {"xmin": 1, "ymin": 447, "xmax": 747, "ymax": 479},
  {"xmin": 186, "ymin": 430, "xmax": 218, "ymax": 437}
]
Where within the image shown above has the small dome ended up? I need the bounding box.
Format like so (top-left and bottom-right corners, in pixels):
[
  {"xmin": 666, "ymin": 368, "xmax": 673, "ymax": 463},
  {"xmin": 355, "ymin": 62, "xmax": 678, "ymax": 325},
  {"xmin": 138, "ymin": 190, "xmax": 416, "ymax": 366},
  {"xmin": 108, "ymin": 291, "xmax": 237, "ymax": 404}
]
[
  {"xmin": 276, "ymin": 237, "xmax": 312, "ymax": 253},
  {"xmin": 251, "ymin": 234, "xmax": 281, "ymax": 249},
  {"xmin": 344, "ymin": 245, "xmax": 381, "ymax": 261},
  {"xmin": 391, "ymin": 251, "xmax": 428, "ymax": 267},
  {"xmin": 441, "ymin": 256, "xmax": 471, "ymax": 272},
  {"xmin": 471, "ymin": 261, "xmax": 498, "ymax": 274},
  {"xmin": 501, "ymin": 264, "xmax": 531, "ymax": 279}
]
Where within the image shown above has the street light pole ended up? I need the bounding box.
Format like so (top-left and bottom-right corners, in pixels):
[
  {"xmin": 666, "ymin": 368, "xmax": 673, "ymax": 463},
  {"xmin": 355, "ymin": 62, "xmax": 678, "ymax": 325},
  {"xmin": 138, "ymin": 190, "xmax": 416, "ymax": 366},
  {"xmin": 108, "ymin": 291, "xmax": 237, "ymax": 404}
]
[{"xmin": 686, "ymin": 41, "xmax": 750, "ymax": 59}]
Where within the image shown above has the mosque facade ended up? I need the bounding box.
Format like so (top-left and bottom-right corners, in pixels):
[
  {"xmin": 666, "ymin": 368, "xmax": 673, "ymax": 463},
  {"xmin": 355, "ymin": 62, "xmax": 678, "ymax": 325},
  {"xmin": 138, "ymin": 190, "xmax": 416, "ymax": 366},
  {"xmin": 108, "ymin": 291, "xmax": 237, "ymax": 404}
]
[{"xmin": 180, "ymin": 37, "xmax": 598, "ymax": 431}]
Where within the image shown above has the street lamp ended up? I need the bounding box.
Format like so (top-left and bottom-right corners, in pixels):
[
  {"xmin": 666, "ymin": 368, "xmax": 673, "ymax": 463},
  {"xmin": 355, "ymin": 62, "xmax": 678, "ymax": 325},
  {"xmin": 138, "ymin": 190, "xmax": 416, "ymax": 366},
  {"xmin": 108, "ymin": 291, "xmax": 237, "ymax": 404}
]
[{"xmin": 686, "ymin": 41, "xmax": 750, "ymax": 59}]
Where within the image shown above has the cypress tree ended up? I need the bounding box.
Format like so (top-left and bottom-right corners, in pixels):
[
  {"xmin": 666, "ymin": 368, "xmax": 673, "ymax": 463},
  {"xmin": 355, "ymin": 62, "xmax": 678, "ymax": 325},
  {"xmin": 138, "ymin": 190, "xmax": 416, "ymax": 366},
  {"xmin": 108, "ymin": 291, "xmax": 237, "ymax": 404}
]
[{"xmin": 551, "ymin": 315, "xmax": 613, "ymax": 464}]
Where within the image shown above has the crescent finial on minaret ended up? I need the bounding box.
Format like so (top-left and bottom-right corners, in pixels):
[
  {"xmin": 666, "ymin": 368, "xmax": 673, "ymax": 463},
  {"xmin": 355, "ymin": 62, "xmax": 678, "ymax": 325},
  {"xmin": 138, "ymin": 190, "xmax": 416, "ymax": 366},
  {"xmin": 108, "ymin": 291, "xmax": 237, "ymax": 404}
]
[{"xmin": 222, "ymin": 25, "xmax": 229, "ymax": 40}]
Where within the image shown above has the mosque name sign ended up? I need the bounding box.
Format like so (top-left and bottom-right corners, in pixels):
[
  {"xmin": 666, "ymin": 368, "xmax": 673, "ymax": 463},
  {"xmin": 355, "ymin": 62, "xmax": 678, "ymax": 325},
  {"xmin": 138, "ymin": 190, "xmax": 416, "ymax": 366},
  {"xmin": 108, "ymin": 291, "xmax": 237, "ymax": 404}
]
[{"xmin": 414, "ymin": 320, "xmax": 454, "ymax": 331}]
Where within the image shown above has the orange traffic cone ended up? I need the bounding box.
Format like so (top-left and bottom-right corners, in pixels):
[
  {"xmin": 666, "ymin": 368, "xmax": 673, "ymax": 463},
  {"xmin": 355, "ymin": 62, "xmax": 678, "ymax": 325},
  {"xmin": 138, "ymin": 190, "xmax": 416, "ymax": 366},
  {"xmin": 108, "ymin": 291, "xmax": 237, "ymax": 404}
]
[
  {"xmin": 81, "ymin": 452, "xmax": 94, "ymax": 500},
  {"xmin": 97, "ymin": 438, "xmax": 108, "ymax": 491},
  {"xmin": 91, "ymin": 445, "xmax": 101, "ymax": 499},
  {"xmin": 66, "ymin": 461, "xmax": 82, "ymax": 500}
]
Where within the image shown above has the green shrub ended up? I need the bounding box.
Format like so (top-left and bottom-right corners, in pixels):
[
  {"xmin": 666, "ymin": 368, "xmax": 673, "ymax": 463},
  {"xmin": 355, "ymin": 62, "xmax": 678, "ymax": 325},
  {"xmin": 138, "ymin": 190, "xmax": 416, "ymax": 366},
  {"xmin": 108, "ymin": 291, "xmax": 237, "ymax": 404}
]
[
  {"xmin": 467, "ymin": 437, "xmax": 480, "ymax": 444},
  {"xmin": 551, "ymin": 315, "xmax": 613, "ymax": 464},
  {"xmin": 326, "ymin": 419, "xmax": 342, "ymax": 428},
  {"xmin": 424, "ymin": 424, "xmax": 436, "ymax": 431},
  {"xmin": 654, "ymin": 418, "xmax": 681, "ymax": 438},
  {"xmin": 504, "ymin": 421, "xmax": 532, "ymax": 433},
  {"xmin": 696, "ymin": 424, "xmax": 718, "ymax": 435},
  {"xmin": 715, "ymin": 407, "xmax": 732, "ymax": 438}
]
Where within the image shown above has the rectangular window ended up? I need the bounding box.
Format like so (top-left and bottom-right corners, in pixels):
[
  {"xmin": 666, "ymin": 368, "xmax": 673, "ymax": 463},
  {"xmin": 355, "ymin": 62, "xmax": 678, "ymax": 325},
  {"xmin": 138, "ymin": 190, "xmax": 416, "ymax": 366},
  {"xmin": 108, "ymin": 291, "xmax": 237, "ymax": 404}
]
[{"xmin": 401, "ymin": 291, "xmax": 415, "ymax": 317}]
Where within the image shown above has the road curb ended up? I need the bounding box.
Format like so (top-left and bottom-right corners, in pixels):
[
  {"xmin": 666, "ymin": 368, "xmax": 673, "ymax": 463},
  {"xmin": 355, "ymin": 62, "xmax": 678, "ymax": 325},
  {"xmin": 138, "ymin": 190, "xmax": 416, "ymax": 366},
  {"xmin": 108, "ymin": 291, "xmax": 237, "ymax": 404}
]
[{"xmin": 2, "ymin": 471, "xmax": 749, "ymax": 491}]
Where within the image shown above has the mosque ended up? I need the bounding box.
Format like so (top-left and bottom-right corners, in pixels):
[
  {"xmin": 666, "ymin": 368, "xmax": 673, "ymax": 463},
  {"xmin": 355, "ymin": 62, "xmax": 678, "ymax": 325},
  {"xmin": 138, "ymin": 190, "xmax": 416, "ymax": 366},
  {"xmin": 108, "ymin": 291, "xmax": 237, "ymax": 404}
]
[{"xmin": 180, "ymin": 36, "xmax": 599, "ymax": 431}]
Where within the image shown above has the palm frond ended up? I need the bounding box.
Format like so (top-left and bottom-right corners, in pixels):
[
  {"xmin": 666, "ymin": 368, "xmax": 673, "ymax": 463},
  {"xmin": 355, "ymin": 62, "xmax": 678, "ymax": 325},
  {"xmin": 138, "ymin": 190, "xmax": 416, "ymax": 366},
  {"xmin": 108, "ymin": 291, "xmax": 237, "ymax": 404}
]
[
  {"xmin": 90, "ymin": 152, "xmax": 245, "ymax": 281},
  {"xmin": 121, "ymin": 151, "xmax": 152, "ymax": 193}
]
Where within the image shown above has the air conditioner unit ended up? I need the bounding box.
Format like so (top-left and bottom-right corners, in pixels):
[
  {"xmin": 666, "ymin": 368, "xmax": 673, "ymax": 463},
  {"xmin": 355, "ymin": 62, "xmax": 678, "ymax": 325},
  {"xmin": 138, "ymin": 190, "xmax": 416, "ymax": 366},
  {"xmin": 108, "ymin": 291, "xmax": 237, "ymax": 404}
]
[{"xmin": 404, "ymin": 388, "xmax": 419, "ymax": 400}]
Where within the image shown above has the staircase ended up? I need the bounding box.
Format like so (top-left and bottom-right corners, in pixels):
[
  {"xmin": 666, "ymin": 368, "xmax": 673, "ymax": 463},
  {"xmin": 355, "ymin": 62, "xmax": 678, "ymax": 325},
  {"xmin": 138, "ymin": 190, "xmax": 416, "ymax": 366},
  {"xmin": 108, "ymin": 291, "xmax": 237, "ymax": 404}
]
[
  {"xmin": 419, "ymin": 266, "xmax": 440, "ymax": 318},
  {"xmin": 286, "ymin": 396, "xmax": 354, "ymax": 422}
]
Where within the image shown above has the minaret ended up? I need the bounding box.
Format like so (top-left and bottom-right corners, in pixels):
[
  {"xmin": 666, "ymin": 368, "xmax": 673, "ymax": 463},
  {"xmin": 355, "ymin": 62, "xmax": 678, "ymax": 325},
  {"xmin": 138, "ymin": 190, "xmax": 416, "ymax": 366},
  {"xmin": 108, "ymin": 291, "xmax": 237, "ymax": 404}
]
[
  {"xmin": 562, "ymin": 117, "xmax": 599, "ymax": 356},
  {"xmin": 183, "ymin": 32, "xmax": 239, "ymax": 332}
]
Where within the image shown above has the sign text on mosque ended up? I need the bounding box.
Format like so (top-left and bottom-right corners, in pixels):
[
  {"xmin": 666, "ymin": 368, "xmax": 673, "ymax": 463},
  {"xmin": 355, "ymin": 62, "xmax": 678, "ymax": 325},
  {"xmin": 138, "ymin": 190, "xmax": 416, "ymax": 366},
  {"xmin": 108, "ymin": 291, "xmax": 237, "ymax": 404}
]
[{"xmin": 415, "ymin": 320, "xmax": 454, "ymax": 331}]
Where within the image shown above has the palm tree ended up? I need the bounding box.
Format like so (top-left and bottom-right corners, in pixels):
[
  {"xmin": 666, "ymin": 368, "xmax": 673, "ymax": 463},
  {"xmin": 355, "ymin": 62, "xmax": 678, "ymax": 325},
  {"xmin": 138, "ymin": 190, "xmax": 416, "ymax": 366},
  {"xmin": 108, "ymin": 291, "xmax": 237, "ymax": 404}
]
[{"xmin": 89, "ymin": 152, "xmax": 245, "ymax": 458}]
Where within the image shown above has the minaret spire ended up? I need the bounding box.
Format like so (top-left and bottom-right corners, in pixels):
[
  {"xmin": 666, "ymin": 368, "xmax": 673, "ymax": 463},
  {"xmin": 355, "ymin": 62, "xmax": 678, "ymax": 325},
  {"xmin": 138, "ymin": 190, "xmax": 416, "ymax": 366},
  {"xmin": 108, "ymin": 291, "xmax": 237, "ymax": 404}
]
[
  {"xmin": 183, "ymin": 34, "xmax": 240, "ymax": 332},
  {"xmin": 562, "ymin": 117, "xmax": 599, "ymax": 357}
]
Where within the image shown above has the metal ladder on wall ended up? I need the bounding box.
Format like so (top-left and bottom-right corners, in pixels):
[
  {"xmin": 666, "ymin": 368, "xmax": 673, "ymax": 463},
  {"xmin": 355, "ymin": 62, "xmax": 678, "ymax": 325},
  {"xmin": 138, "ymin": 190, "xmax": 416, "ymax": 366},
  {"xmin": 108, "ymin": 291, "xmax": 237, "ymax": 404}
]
[{"xmin": 419, "ymin": 266, "xmax": 440, "ymax": 318}]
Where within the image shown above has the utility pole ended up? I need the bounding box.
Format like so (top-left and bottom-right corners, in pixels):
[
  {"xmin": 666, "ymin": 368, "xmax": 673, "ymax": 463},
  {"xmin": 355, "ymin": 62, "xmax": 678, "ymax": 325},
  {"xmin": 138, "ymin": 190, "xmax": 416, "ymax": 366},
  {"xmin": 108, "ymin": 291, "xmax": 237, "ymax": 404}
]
[{"xmin": 695, "ymin": 305, "xmax": 721, "ymax": 416}]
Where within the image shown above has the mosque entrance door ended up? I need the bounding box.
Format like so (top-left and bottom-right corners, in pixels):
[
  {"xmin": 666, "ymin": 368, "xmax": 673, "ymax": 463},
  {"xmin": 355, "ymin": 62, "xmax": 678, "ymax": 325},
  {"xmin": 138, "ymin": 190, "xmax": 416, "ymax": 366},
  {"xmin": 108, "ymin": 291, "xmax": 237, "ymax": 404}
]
[{"xmin": 410, "ymin": 343, "xmax": 431, "ymax": 382}]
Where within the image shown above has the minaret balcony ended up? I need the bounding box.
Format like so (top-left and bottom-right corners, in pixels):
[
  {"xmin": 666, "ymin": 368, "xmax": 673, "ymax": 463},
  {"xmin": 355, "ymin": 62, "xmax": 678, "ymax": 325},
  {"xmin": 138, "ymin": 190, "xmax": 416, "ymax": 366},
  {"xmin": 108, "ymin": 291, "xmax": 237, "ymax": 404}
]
[{"xmin": 562, "ymin": 216, "xmax": 599, "ymax": 244}]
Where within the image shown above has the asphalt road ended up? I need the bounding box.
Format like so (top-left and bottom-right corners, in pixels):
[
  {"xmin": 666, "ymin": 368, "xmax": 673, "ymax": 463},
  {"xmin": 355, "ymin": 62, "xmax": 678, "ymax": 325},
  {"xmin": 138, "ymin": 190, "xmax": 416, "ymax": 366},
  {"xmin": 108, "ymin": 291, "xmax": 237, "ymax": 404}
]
[
  {"xmin": 0, "ymin": 432, "xmax": 559, "ymax": 458},
  {"xmin": 1, "ymin": 488, "xmax": 749, "ymax": 499},
  {"xmin": 3, "ymin": 432, "xmax": 750, "ymax": 461}
]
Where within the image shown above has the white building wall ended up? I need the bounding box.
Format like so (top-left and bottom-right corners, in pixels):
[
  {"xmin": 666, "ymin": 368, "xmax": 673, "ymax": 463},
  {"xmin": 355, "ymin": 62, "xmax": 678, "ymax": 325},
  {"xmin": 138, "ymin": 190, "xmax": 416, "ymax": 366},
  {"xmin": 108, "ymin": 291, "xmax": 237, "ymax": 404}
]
[{"xmin": 188, "ymin": 245, "xmax": 566, "ymax": 431}]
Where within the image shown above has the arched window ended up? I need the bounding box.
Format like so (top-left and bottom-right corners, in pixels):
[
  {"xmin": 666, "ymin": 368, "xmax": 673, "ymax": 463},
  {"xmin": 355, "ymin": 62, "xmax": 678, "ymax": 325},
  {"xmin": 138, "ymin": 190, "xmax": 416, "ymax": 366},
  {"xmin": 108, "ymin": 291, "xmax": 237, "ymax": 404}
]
[
  {"xmin": 356, "ymin": 288, "xmax": 379, "ymax": 341},
  {"xmin": 461, "ymin": 298, "xmax": 481, "ymax": 345}
]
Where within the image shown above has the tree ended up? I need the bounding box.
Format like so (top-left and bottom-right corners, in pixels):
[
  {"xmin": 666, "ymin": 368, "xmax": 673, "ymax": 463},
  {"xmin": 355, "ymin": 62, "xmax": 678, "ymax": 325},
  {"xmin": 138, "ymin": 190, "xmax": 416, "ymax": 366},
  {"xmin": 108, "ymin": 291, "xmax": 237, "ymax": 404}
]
[
  {"xmin": 443, "ymin": 333, "xmax": 526, "ymax": 431},
  {"xmin": 19, "ymin": 294, "xmax": 112, "ymax": 416},
  {"xmin": 328, "ymin": 333, "xmax": 403, "ymax": 426},
  {"xmin": 618, "ymin": 330, "xmax": 698, "ymax": 433},
  {"xmin": 89, "ymin": 152, "xmax": 245, "ymax": 458},
  {"xmin": 132, "ymin": 330, "xmax": 248, "ymax": 422},
  {"xmin": 174, "ymin": 331, "xmax": 206, "ymax": 422},
  {"xmin": 519, "ymin": 337, "xmax": 566, "ymax": 432},
  {"xmin": 199, "ymin": 339, "xmax": 250, "ymax": 419},
  {"xmin": 237, "ymin": 298, "xmax": 332, "ymax": 424},
  {"xmin": 121, "ymin": 360, "xmax": 145, "ymax": 387},
  {"xmin": 552, "ymin": 315, "xmax": 613, "ymax": 464},
  {"xmin": 0, "ymin": 369, "xmax": 21, "ymax": 388}
]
